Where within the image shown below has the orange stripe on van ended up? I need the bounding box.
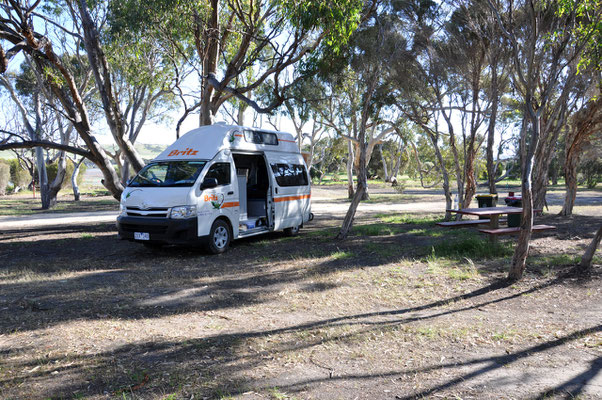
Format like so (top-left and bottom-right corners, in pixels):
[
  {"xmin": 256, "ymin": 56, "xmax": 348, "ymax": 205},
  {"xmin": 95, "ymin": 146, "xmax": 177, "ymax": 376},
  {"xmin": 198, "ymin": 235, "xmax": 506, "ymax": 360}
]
[
  {"xmin": 221, "ymin": 202, "xmax": 240, "ymax": 208},
  {"xmin": 279, "ymin": 139, "xmax": 296, "ymax": 143},
  {"xmin": 234, "ymin": 134, "xmax": 243, "ymax": 137},
  {"xmin": 274, "ymin": 194, "xmax": 311, "ymax": 203}
]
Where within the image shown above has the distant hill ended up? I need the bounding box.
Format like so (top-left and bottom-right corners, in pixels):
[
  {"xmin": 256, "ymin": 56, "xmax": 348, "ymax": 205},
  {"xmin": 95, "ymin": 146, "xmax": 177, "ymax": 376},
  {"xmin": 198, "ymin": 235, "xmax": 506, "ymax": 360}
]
[
  {"xmin": 1, "ymin": 143, "xmax": 168, "ymax": 162},
  {"xmin": 134, "ymin": 143, "xmax": 168, "ymax": 160},
  {"xmin": 102, "ymin": 143, "xmax": 168, "ymax": 162}
]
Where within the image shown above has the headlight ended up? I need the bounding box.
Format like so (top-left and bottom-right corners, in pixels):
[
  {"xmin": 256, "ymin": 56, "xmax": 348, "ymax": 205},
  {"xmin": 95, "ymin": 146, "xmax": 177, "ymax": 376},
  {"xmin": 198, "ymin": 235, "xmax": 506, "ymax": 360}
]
[
  {"xmin": 119, "ymin": 203, "xmax": 127, "ymax": 217},
  {"xmin": 170, "ymin": 205, "xmax": 197, "ymax": 219}
]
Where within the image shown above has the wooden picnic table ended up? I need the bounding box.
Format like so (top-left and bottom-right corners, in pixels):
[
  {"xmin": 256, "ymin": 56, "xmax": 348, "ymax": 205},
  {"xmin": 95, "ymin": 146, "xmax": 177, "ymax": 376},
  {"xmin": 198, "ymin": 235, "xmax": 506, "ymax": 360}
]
[
  {"xmin": 445, "ymin": 206, "xmax": 552, "ymax": 244},
  {"xmin": 446, "ymin": 206, "xmax": 523, "ymax": 229}
]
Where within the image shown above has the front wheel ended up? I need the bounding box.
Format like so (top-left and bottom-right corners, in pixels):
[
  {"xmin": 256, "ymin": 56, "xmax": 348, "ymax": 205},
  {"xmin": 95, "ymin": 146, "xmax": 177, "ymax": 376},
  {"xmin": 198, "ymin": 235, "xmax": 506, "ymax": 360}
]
[
  {"xmin": 283, "ymin": 225, "xmax": 300, "ymax": 237},
  {"xmin": 207, "ymin": 219, "xmax": 231, "ymax": 254}
]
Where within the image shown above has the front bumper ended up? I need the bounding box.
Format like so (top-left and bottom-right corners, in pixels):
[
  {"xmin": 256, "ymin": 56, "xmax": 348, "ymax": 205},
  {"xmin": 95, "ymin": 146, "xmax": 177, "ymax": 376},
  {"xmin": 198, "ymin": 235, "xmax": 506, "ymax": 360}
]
[{"xmin": 117, "ymin": 215, "xmax": 201, "ymax": 245}]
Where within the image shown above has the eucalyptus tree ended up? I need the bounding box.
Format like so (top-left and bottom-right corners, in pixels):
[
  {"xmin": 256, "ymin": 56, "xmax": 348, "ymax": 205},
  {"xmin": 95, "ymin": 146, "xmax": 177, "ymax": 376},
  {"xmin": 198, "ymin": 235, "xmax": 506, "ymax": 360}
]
[
  {"xmin": 316, "ymin": 7, "xmax": 410, "ymax": 238},
  {"xmin": 0, "ymin": 0, "xmax": 188, "ymax": 199},
  {"xmin": 389, "ymin": 0, "xmax": 457, "ymax": 219},
  {"xmin": 556, "ymin": 0, "xmax": 602, "ymax": 268},
  {"xmin": 487, "ymin": 0, "xmax": 595, "ymax": 281},
  {"xmin": 109, "ymin": 0, "xmax": 367, "ymax": 127},
  {"xmin": 558, "ymin": 0, "xmax": 602, "ymax": 217},
  {"xmin": 104, "ymin": 35, "xmax": 179, "ymax": 183},
  {"xmin": 0, "ymin": 0, "xmax": 124, "ymax": 199},
  {"xmin": 0, "ymin": 59, "xmax": 77, "ymax": 208}
]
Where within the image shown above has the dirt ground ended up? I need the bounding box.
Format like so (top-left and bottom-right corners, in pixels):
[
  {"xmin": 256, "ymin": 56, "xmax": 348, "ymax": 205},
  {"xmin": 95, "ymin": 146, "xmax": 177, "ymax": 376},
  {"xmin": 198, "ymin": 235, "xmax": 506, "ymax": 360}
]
[{"xmin": 0, "ymin": 185, "xmax": 601, "ymax": 399}]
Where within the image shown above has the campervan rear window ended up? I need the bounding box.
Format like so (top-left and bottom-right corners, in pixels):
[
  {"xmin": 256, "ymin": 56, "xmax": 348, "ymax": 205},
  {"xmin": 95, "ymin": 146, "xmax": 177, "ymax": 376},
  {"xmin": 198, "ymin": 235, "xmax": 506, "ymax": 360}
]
[
  {"xmin": 270, "ymin": 164, "xmax": 309, "ymax": 187},
  {"xmin": 244, "ymin": 130, "xmax": 278, "ymax": 145}
]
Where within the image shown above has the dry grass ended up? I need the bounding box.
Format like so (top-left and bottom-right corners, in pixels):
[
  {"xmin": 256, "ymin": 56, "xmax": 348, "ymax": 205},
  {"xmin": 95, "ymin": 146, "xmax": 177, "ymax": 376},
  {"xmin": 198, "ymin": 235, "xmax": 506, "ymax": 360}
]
[{"xmin": 0, "ymin": 209, "xmax": 601, "ymax": 399}]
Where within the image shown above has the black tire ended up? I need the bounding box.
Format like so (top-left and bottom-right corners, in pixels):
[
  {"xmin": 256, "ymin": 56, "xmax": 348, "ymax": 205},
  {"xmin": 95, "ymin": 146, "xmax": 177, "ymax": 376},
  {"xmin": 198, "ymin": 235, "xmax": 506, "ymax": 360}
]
[
  {"xmin": 207, "ymin": 219, "xmax": 231, "ymax": 254},
  {"xmin": 283, "ymin": 225, "xmax": 300, "ymax": 237}
]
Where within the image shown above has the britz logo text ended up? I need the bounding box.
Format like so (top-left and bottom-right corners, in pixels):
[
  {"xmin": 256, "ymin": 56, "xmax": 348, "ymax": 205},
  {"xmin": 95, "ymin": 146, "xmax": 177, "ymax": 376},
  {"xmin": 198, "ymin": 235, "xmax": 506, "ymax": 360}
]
[{"xmin": 168, "ymin": 148, "xmax": 198, "ymax": 156}]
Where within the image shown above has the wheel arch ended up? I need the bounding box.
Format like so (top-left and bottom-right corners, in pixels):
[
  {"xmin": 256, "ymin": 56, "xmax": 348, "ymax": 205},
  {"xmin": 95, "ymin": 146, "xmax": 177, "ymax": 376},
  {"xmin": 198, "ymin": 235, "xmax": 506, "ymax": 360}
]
[{"xmin": 214, "ymin": 215, "xmax": 234, "ymax": 237}]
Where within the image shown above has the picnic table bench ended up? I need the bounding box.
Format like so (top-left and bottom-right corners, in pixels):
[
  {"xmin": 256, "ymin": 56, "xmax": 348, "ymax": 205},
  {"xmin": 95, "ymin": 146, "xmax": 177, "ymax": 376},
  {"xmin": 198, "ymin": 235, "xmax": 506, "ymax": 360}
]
[
  {"xmin": 436, "ymin": 219, "xmax": 491, "ymax": 228},
  {"xmin": 479, "ymin": 225, "xmax": 556, "ymax": 236}
]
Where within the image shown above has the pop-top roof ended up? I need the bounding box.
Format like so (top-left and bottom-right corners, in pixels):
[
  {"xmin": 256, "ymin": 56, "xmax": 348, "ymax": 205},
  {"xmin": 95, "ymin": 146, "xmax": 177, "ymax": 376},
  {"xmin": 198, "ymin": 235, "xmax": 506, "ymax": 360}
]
[{"xmin": 155, "ymin": 123, "xmax": 299, "ymax": 161}]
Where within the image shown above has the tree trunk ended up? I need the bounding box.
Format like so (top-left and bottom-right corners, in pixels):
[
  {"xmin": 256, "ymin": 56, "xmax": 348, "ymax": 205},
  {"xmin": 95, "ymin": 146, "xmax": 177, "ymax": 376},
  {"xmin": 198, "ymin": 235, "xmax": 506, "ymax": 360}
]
[
  {"xmin": 121, "ymin": 159, "xmax": 131, "ymax": 186},
  {"xmin": 391, "ymin": 140, "xmax": 404, "ymax": 180},
  {"xmin": 346, "ymin": 140, "xmax": 354, "ymax": 199},
  {"xmin": 486, "ymin": 61, "xmax": 500, "ymax": 195},
  {"xmin": 579, "ymin": 225, "xmax": 602, "ymax": 271},
  {"xmin": 560, "ymin": 96, "xmax": 602, "ymax": 216},
  {"xmin": 379, "ymin": 144, "xmax": 390, "ymax": 182},
  {"xmin": 560, "ymin": 149, "xmax": 579, "ymax": 216},
  {"xmin": 72, "ymin": 157, "xmax": 84, "ymax": 201},
  {"xmin": 338, "ymin": 144, "xmax": 368, "ymax": 239},
  {"xmin": 337, "ymin": 182, "xmax": 365, "ymax": 240},
  {"xmin": 77, "ymin": 0, "xmax": 145, "ymax": 173},
  {"xmin": 508, "ymin": 112, "xmax": 539, "ymax": 282},
  {"xmin": 47, "ymin": 150, "xmax": 67, "ymax": 208},
  {"xmin": 198, "ymin": 0, "xmax": 220, "ymax": 126},
  {"xmin": 35, "ymin": 146, "xmax": 50, "ymax": 209},
  {"xmin": 429, "ymin": 133, "xmax": 453, "ymax": 220}
]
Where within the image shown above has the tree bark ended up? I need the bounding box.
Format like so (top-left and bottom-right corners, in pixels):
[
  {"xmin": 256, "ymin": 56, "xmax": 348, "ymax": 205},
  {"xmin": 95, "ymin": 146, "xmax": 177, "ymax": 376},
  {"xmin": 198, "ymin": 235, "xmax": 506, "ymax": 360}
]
[
  {"xmin": 508, "ymin": 112, "xmax": 539, "ymax": 282},
  {"xmin": 72, "ymin": 157, "xmax": 84, "ymax": 201},
  {"xmin": 486, "ymin": 64, "xmax": 500, "ymax": 195},
  {"xmin": 337, "ymin": 71, "xmax": 377, "ymax": 239},
  {"xmin": 46, "ymin": 150, "xmax": 67, "ymax": 209},
  {"xmin": 379, "ymin": 144, "xmax": 390, "ymax": 182},
  {"xmin": 346, "ymin": 140, "xmax": 354, "ymax": 199},
  {"xmin": 579, "ymin": 225, "xmax": 602, "ymax": 271},
  {"xmin": 560, "ymin": 96, "xmax": 602, "ymax": 216},
  {"xmin": 198, "ymin": 0, "xmax": 220, "ymax": 126},
  {"xmin": 77, "ymin": 0, "xmax": 145, "ymax": 172}
]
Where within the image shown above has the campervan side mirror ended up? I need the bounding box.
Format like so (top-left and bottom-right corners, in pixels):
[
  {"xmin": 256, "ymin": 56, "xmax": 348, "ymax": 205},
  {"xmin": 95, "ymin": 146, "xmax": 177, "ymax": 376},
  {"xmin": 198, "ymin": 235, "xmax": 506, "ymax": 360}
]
[{"xmin": 200, "ymin": 178, "xmax": 218, "ymax": 190}]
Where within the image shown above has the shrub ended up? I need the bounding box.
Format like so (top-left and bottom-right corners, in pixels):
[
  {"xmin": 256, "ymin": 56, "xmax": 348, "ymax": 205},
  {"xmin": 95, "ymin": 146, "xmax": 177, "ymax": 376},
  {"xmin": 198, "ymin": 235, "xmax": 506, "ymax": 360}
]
[
  {"xmin": 46, "ymin": 158, "xmax": 87, "ymax": 189},
  {"xmin": 8, "ymin": 159, "xmax": 31, "ymax": 188},
  {"xmin": 0, "ymin": 162, "xmax": 10, "ymax": 196},
  {"xmin": 579, "ymin": 159, "xmax": 602, "ymax": 189}
]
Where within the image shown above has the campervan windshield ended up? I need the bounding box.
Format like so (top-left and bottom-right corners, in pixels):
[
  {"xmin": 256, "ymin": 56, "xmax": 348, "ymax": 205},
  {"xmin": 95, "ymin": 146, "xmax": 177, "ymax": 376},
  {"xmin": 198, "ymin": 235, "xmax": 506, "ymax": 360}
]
[{"xmin": 129, "ymin": 161, "xmax": 207, "ymax": 187}]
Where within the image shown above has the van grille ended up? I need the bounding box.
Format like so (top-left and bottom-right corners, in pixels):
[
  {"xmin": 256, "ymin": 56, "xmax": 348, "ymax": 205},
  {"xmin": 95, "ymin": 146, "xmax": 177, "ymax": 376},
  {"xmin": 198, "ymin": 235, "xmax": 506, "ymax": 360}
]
[{"xmin": 126, "ymin": 207, "xmax": 169, "ymax": 218}]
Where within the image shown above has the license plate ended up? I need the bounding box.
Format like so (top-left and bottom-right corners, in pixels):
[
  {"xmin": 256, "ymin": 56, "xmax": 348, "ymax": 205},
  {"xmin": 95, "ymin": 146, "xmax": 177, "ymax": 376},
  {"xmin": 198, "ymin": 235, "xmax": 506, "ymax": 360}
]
[{"xmin": 134, "ymin": 232, "xmax": 150, "ymax": 241}]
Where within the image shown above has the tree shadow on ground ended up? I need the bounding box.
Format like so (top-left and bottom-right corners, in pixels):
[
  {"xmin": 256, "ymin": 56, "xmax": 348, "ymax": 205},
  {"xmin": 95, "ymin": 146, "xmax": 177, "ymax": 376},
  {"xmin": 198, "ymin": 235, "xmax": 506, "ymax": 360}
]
[{"xmin": 1, "ymin": 270, "xmax": 597, "ymax": 398}]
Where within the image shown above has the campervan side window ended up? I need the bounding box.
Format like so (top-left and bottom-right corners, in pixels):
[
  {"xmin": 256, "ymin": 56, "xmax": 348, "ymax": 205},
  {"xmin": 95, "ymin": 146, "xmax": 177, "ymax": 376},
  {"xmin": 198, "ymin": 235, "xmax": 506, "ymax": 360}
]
[
  {"xmin": 205, "ymin": 163, "xmax": 231, "ymax": 186},
  {"xmin": 244, "ymin": 130, "xmax": 278, "ymax": 145},
  {"xmin": 270, "ymin": 164, "xmax": 309, "ymax": 187}
]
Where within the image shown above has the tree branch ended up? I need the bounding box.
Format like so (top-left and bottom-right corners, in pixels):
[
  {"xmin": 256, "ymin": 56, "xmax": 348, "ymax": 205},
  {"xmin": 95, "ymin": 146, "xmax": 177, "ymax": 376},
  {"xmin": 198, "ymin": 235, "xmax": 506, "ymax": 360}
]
[{"xmin": 0, "ymin": 140, "xmax": 91, "ymax": 158}]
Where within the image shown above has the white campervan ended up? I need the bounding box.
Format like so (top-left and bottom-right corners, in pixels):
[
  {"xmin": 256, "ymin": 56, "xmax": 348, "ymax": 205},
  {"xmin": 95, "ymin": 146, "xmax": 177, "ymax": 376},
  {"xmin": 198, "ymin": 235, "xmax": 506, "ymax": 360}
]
[{"xmin": 116, "ymin": 123, "xmax": 313, "ymax": 253}]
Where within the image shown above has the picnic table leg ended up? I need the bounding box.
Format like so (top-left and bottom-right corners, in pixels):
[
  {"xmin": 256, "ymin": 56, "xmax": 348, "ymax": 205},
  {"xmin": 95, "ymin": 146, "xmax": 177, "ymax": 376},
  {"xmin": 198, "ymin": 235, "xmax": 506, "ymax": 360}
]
[{"xmin": 489, "ymin": 215, "xmax": 500, "ymax": 245}]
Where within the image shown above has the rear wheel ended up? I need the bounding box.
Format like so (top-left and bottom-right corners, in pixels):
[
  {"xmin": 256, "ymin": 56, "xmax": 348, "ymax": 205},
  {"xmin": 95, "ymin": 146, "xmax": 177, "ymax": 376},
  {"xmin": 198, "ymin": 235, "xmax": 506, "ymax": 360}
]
[
  {"xmin": 283, "ymin": 225, "xmax": 300, "ymax": 237},
  {"xmin": 207, "ymin": 219, "xmax": 231, "ymax": 254}
]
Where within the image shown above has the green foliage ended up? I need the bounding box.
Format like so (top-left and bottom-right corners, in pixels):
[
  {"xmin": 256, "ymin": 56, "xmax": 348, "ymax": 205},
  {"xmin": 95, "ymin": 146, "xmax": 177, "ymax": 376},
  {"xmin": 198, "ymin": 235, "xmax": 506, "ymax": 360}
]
[
  {"xmin": 554, "ymin": 0, "xmax": 602, "ymax": 71},
  {"xmin": 579, "ymin": 158, "xmax": 602, "ymax": 188},
  {"xmin": 7, "ymin": 159, "xmax": 31, "ymax": 188},
  {"xmin": 279, "ymin": 0, "xmax": 363, "ymax": 51},
  {"xmin": 0, "ymin": 162, "xmax": 10, "ymax": 196},
  {"xmin": 46, "ymin": 159, "xmax": 87, "ymax": 190}
]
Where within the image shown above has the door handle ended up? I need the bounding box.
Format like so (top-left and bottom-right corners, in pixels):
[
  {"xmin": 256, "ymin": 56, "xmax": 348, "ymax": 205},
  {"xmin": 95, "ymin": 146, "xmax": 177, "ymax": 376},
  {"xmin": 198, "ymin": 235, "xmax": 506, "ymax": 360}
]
[
  {"xmin": 227, "ymin": 191, "xmax": 234, "ymax": 195},
  {"xmin": 275, "ymin": 188, "xmax": 278, "ymax": 194}
]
